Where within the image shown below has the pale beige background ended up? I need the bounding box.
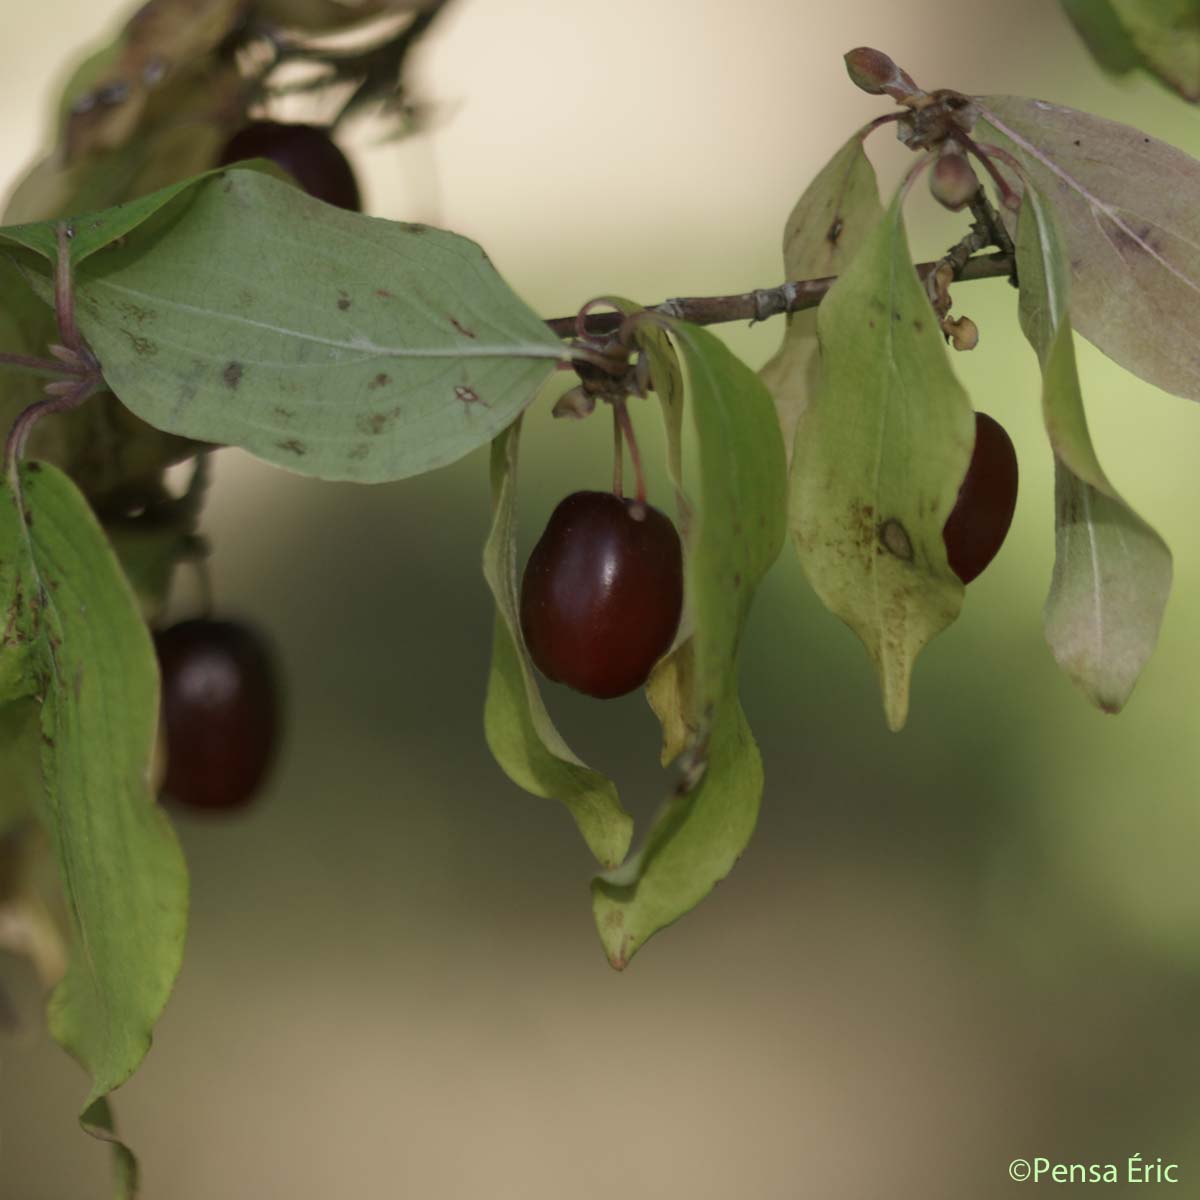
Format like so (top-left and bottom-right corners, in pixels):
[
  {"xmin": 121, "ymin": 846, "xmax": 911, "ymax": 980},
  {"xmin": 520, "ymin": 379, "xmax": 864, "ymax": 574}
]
[{"xmin": 3, "ymin": 2, "xmax": 1200, "ymax": 1197}]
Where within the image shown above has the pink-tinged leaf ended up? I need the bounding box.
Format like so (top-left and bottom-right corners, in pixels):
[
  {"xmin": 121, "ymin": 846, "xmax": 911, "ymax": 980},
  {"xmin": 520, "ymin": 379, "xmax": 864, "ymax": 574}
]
[{"xmin": 978, "ymin": 95, "xmax": 1200, "ymax": 401}]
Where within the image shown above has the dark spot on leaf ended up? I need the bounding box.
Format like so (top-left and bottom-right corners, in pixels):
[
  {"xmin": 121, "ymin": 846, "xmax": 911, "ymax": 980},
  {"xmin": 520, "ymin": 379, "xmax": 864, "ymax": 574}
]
[
  {"xmin": 376, "ymin": 288, "xmax": 395, "ymax": 301},
  {"xmin": 358, "ymin": 411, "xmax": 391, "ymax": 435},
  {"xmin": 1073, "ymin": 139, "xmax": 1081, "ymax": 147},
  {"xmin": 117, "ymin": 300, "xmax": 154, "ymax": 325},
  {"xmin": 869, "ymin": 319, "xmax": 876, "ymax": 329},
  {"xmin": 406, "ymin": 223, "xmax": 429, "ymax": 234},
  {"xmin": 456, "ymin": 385, "xmax": 485, "ymax": 407},
  {"xmin": 273, "ymin": 405, "xmax": 295, "ymax": 420},
  {"xmin": 277, "ymin": 438, "xmax": 307, "ymax": 456},
  {"xmin": 368, "ymin": 373, "xmax": 391, "ymax": 390},
  {"xmin": 26, "ymin": 462, "xmax": 41, "ymax": 474},
  {"xmin": 348, "ymin": 442, "xmax": 371, "ymax": 462},
  {"xmin": 449, "ymin": 315, "xmax": 477, "ymax": 339},
  {"xmin": 826, "ymin": 216, "xmax": 844, "ymax": 245},
  {"xmin": 223, "ymin": 362, "xmax": 243, "ymax": 389},
  {"xmin": 878, "ymin": 518, "xmax": 914, "ymax": 562},
  {"xmin": 733, "ymin": 572, "xmax": 742, "ymax": 588},
  {"xmin": 123, "ymin": 330, "xmax": 158, "ymax": 357},
  {"xmin": 337, "ymin": 290, "xmax": 352, "ymax": 311},
  {"xmin": 913, "ymin": 319, "xmax": 924, "ymax": 333}
]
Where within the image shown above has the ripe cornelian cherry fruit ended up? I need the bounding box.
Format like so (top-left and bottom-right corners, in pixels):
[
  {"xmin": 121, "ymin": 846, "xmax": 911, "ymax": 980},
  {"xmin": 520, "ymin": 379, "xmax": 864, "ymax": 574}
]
[
  {"xmin": 942, "ymin": 411, "xmax": 1019, "ymax": 584},
  {"xmin": 520, "ymin": 491, "xmax": 684, "ymax": 699},
  {"xmin": 217, "ymin": 121, "xmax": 362, "ymax": 212},
  {"xmin": 155, "ymin": 618, "xmax": 280, "ymax": 811}
]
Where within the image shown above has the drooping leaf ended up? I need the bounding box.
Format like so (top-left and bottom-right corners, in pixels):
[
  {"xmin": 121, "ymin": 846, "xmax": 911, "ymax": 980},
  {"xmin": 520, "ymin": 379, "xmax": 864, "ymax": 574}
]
[
  {"xmin": 790, "ymin": 190, "xmax": 974, "ymax": 731},
  {"xmin": 481, "ymin": 420, "xmax": 632, "ymax": 870},
  {"xmin": 3, "ymin": 170, "xmax": 566, "ymax": 483},
  {"xmin": 0, "ymin": 461, "xmax": 187, "ymax": 1195},
  {"xmin": 593, "ymin": 692, "xmax": 760, "ymax": 969},
  {"xmin": 977, "ymin": 96, "xmax": 1200, "ymax": 402},
  {"xmin": 591, "ymin": 323, "xmax": 787, "ymax": 968},
  {"xmin": 760, "ymin": 132, "xmax": 884, "ymax": 460},
  {"xmin": 1016, "ymin": 184, "xmax": 1172, "ymax": 712}
]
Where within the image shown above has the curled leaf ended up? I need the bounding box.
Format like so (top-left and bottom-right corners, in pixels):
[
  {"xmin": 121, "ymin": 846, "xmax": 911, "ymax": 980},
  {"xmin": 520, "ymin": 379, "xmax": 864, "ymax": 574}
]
[
  {"xmin": 591, "ymin": 324, "xmax": 787, "ymax": 968},
  {"xmin": 481, "ymin": 421, "xmax": 632, "ymax": 870},
  {"xmin": 1016, "ymin": 184, "xmax": 1171, "ymax": 712}
]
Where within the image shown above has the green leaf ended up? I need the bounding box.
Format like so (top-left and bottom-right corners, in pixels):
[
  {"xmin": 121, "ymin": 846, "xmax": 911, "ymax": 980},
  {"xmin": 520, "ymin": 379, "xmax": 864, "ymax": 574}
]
[
  {"xmin": 0, "ymin": 172, "xmax": 209, "ymax": 264},
  {"xmin": 1109, "ymin": 0, "xmax": 1200, "ymax": 101},
  {"xmin": 790, "ymin": 190, "xmax": 974, "ymax": 731},
  {"xmin": 593, "ymin": 692, "xmax": 760, "ymax": 969},
  {"xmin": 671, "ymin": 324, "xmax": 787, "ymax": 731},
  {"xmin": 760, "ymin": 131, "xmax": 884, "ymax": 460},
  {"xmin": 14, "ymin": 169, "xmax": 565, "ymax": 482},
  {"xmin": 481, "ymin": 420, "xmax": 632, "ymax": 870},
  {"xmin": 1016, "ymin": 184, "xmax": 1172, "ymax": 712},
  {"xmin": 591, "ymin": 323, "xmax": 787, "ymax": 968},
  {"xmin": 0, "ymin": 461, "xmax": 187, "ymax": 1194},
  {"xmin": 977, "ymin": 97, "xmax": 1200, "ymax": 402}
]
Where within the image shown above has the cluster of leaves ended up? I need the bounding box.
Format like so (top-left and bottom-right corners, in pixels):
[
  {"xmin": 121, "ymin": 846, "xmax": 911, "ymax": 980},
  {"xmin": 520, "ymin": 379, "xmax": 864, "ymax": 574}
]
[{"xmin": 2, "ymin": 6, "xmax": 1200, "ymax": 1194}]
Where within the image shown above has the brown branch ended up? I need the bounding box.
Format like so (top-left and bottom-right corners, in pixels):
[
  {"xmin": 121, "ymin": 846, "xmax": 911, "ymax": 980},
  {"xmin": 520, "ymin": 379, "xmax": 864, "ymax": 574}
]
[{"xmin": 545, "ymin": 250, "xmax": 1015, "ymax": 340}]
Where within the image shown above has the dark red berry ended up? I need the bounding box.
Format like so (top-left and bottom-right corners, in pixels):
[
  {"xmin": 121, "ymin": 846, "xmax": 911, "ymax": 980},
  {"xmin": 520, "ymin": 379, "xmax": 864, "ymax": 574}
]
[
  {"xmin": 217, "ymin": 121, "xmax": 361, "ymax": 212},
  {"xmin": 942, "ymin": 412, "xmax": 1019, "ymax": 584},
  {"xmin": 520, "ymin": 491, "xmax": 683, "ymax": 699},
  {"xmin": 155, "ymin": 618, "xmax": 280, "ymax": 811}
]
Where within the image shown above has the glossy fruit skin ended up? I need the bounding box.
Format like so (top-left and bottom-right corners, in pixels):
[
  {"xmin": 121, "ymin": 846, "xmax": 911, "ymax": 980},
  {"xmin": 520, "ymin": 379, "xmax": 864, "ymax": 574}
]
[
  {"xmin": 942, "ymin": 411, "xmax": 1019, "ymax": 584},
  {"xmin": 520, "ymin": 491, "xmax": 684, "ymax": 699},
  {"xmin": 217, "ymin": 121, "xmax": 362, "ymax": 212},
  {"xmin": 155, "ymin": 618, "xmax": 280, "ymax": 811}
]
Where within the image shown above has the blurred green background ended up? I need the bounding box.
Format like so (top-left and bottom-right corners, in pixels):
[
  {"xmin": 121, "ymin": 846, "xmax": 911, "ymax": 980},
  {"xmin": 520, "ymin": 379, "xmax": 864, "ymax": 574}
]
[{"xmin": 4, "ymin": 0, "xmax": 1200, "ymax": 1195}]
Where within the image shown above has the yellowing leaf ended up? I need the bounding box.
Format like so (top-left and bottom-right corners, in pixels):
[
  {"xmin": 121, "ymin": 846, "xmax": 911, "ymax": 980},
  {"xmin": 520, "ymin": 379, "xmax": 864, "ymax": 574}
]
[{"xmin": 791, "ymin": 190, "xmax": 974, "ymax": 731}]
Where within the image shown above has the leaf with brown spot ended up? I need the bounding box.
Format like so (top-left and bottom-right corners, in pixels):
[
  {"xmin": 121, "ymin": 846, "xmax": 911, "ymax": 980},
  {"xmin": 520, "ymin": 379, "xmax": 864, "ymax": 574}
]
[
  {"xmin": 7, "ymin": 170, "xmax": 565, "ymax": 483},
  {"xmin": 790, "ymin": 188, "xmax": 973, "ymax": 731}
]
